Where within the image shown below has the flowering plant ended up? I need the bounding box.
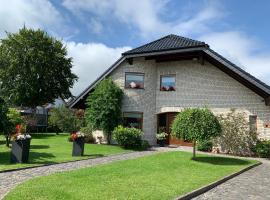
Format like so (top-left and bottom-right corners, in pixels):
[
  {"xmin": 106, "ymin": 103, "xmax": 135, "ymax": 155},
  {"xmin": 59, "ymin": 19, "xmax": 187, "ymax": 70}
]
[
  {"xmin": 15, "ymin": 134, "xmax": 31, "ymax": 140},
  {"xmin": 71, "ymin": 131, "xmax": 85, "ymax": 141},
  {"xmin": 156, "ymin": 132, "xmax": 168, "ymax": 140}
]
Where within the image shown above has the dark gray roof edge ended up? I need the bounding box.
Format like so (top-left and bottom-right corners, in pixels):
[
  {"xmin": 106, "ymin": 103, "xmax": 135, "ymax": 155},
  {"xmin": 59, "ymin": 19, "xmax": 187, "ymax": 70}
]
[
  {"xmin": 68, "ymin": 56, "xmax": 125, "ymax": 108},
  {"xmin": 204, "ymin": 49, "xmax": 270, "ymax": 95}
]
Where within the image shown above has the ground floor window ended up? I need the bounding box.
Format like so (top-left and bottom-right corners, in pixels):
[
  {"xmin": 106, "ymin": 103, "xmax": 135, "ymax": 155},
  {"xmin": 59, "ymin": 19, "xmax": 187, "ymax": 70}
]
[{"xmin": 123, "ymin": 112, "xmax": 143, "ymax": 129}]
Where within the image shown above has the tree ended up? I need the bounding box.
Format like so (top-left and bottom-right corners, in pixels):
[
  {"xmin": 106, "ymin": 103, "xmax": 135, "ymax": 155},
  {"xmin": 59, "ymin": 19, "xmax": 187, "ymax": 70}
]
[
  {"xmin": 0, "ymin": 98, "xmax": 11, "ymax": 146},
  {"xmin": 215, "ymin": 109, "xmax": 257, "ymax": 156},
  {"xmin": 48, "ymin": 106, "xmax": 83, "ymax": 133},
  {"xmin": 85, "ymin": 78, "xmax": 123, "ymax": 144},
  {"xmin": 0, "ymin": 27, "xmax": 77, "ymax": 107},
  {"xmin": 172, "ymin": 108, "xmax": 221, "ymax": 159}
]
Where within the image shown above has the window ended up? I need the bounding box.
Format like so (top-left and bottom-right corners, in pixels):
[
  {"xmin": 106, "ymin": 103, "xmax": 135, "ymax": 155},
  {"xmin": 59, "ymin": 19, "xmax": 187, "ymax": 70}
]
[
  {"xmin": 123, "ymin": 112, "xmax": 143, "ymax": 129},
  {"xmin": 125, "ymin": 73, "xmax": 144, "ymax": 89},
  {"xmin": 160, "ymin": 75, "xmax": 176, "ymax": 91}
]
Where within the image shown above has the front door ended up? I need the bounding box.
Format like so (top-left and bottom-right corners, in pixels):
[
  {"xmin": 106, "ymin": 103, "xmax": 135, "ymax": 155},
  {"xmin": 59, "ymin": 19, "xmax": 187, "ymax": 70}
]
[{"xmin": 158, "ymin": 112, "xmax": 193, "ymax": 147}]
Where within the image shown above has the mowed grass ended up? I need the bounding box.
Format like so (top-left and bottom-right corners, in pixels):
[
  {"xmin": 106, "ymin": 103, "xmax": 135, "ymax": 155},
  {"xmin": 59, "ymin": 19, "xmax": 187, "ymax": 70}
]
[
  {"xmin": 0, "ymin": 134, "xmax": 132, "ymax": 171},
  {"xmin": 4, "ymin": 151, "xmax": 257, "ymax": 200}
]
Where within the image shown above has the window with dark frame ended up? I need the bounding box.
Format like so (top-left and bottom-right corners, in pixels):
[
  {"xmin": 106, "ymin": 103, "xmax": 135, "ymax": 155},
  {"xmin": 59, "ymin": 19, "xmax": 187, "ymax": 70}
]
[
  {"xmin": 160, "ymin": 75, "xmax": 176, "ymax": 91},
  {"xmin": 125, "ymin": 73, "xmax": 144, "ymax": 89},
  {"xmin": 123, "ymin": 112, "xmax": 143, "ymax": 129}
]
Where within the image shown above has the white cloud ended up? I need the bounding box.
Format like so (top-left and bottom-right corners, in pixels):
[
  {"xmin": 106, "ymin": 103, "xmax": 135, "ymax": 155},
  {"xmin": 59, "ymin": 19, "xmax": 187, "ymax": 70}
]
[
  {"xmin": 0, "ymin": 0, "xmax": 63, "ymax": 38},
  {"xmin": 66, "ymin": 42, "xmax": 131, "ymax": 95},
  {"xmin": 200, "ymin": 31, "xmax": 270, "ymax": 85}
]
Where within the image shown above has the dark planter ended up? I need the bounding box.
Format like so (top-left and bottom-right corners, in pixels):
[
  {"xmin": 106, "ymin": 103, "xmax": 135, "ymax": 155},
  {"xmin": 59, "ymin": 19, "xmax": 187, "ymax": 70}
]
[
  {"xmin": 72, "ymin": 137, "xmax": 85, "ymax": 156},
  {"xmin": 158, "ymin": 139, "xmax": 165, "ymax": 147},
  {"xmin": 10, "ymin": 139, "xmax": 31, "ymax": 163}
]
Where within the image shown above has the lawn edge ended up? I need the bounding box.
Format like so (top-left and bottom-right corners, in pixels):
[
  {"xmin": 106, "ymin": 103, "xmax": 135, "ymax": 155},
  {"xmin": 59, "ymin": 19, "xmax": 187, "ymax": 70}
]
[
  {"xmin": 0, "ymin": 150, "xmax": 134, "ymax": 174},
  {"xmin": 175, "ymin": 161, "xmax": 262, "ymax": 200}
]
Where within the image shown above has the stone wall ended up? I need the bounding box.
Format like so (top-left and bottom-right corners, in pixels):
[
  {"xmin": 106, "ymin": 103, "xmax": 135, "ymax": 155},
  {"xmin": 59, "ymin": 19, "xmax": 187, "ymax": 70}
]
[{"xmin": 109, "ymin": 57, "xmax": 270, "ymax": 144}]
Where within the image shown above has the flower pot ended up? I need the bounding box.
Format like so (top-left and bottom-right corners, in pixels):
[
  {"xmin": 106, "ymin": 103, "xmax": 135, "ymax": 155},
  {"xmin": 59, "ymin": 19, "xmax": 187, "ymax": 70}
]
[
  {"xmin": 72, "ymin": 137, "xmax": 85, "ymax": 156},
  {"xmin": 158, "ymin": 139, "xmax": 165, "ymax": 147},
  {"xmin": 10, "ymin": 139, "xmax": 31, "ymax": 163}
]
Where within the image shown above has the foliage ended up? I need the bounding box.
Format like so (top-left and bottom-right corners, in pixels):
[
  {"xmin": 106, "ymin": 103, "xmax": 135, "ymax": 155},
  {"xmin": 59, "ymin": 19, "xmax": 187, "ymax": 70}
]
[
  {"xmin": 112, "ymin": 125, "xmax": 143, "ymax": 149},
  {"xmin": 197, "ymin": 140, "xmax": 213, "ymax": 152},
  {"xmin": 0, "ymin": 97, "xmax": 9, "ymax": 134},
  {"xmin": 215, "ymin": 109, "xmax": 257, "ymax": 156},
  {"xmin": 252, "ymin": 140, "xmax": 270, "ymax": 158},
  {"xmin": 85, "ymin": 78, "xmax": 123, "ymax": 144},
  {"xmin": 0, "ymin": 26, "xmax": 77, "ymax": 107},
  {"xmin": 172, "ymin": 108, "xmax": 221, "ymax": 158},
  {"xmin": 48, "ymin": 106, "xmax": 83, "ymax": 133},
  {"xmin": 140, "ymin": 140, "xmax": 151, "ymax": 150},
  {"xmin": 80, "ymin": 126, "xmax": 95, "ymax": 143},
  {"xmin": 156, "ymin": 132, "xmax": 168, "ymax": 140}
]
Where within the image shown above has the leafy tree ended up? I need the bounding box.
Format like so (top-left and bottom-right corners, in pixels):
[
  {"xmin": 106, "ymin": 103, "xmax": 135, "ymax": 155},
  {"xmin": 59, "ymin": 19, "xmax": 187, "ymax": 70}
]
[
  {"xmin": 0, "ymin": 98, "xmax": 11, "ymax": 146},
  {"xmin": 215, "ymin": 109, "xmax": 257, "ymax": 156},
  {"xmin": 85, "ymin": 78, "xmax": 123, "ymax": 144},
  {"xmin": 0, "ymin": 27, "xmax": 77, "ymax": 107},
  {"xmin": 172, "ymin": 108, "xmax": 221, "ymax": 158},
  {"xmin": 48, "ymin": 106, "xmax": 83, "ymax": 133}
]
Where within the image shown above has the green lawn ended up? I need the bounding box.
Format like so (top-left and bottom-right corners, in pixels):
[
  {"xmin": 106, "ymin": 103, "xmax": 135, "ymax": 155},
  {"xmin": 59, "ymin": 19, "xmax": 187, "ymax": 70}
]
[
  {"xmin": 0, "ymin": 134, "xmax": 131, "ymax": 171},
  {"xmin": 4, "ymin": 151, "xmax": 257, "ymax": 200}
]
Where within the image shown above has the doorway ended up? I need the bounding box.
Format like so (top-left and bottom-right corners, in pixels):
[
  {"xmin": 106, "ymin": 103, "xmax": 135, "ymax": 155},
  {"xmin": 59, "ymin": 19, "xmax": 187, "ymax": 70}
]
[{"xmin": 157, "ymin": 112, "xmax": 193, "ymax": 146}]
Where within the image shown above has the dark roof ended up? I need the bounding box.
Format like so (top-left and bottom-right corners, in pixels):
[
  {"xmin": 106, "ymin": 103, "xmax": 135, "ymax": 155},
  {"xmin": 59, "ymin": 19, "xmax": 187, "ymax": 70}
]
[{"xmin": 122, "ymin": 34, "xmax": 208, "ymax": 56}]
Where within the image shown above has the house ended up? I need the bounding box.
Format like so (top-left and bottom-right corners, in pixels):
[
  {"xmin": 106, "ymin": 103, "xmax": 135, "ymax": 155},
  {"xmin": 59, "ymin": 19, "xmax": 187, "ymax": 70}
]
[{"xmin": 69, "ymin": 34, "xmax": 270, "ymax": 146}]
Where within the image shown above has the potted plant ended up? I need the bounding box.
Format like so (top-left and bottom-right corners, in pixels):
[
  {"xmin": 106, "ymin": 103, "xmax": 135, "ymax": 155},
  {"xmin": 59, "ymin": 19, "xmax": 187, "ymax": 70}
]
[
  {"xmin": 71, "ymin": 131, "xmax": 85, "ymax": 156},
  {"xmin": 10, "ymin": 124, "xmax": 31, "ymax": 163},
  {"xmin": 156, "ymin": 132, "xmax": 168, "ymax": 147}
]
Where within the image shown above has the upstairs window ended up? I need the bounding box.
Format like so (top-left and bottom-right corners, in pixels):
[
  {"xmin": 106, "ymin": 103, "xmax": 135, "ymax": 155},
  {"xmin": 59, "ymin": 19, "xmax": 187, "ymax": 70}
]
[
  {"xmin": 123, "ymin": 112, "xmax": 143, "ymax": 129},
  {"xmin": 125, "ymin": 73, "xmax": 144, "ymax": 89},
  {"xmin": 160, "ymin": 75, "xmax": 176, "ymax": 91}
]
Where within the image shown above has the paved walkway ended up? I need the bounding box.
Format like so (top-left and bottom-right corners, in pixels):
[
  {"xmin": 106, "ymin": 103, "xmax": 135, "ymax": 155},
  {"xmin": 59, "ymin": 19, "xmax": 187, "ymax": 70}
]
[
  {"xmin": 0, "ymin": 149, "xmax": 164, "ymax": 200},
  {"xmin": 193, "ymin": 159, "xmax": 270, "ymax": 200}
]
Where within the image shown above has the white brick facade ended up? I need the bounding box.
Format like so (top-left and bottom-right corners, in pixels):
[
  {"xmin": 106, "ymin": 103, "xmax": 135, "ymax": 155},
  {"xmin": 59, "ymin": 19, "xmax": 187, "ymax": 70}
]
[{"xmin": 110, "ymin": 57, "xmax": 270, "ymax": 145}]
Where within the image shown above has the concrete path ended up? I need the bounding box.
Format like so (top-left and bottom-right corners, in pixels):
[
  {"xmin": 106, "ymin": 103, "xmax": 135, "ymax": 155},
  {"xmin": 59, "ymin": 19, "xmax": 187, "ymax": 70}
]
[{"xmin": 0, "ymin": 149, "xmax": 164, "ymax": 200}]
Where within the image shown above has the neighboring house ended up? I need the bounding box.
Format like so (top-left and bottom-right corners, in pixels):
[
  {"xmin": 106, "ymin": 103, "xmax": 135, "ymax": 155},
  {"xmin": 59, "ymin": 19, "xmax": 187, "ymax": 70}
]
[{"xmin": 69, "ymin": 34, "xmax": 270, "ymax": 145}]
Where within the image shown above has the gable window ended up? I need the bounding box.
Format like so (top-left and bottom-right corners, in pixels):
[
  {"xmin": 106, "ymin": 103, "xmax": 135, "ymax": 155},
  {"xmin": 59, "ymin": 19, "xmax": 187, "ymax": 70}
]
[
  {"xmin": 125, "ymin": 73, "xmax": 144, "ymax": 89},
  {"xmin": 123, "ymin": 112, "xmax": 143, "ymax": 129},
  {"xmin": 160, "ymin": 75, "xmax": 176, "ymax": 91}
]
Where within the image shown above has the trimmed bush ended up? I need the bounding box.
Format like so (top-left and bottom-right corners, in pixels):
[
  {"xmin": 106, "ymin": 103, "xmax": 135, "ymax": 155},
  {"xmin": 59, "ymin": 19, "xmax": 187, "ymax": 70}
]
[
  {"xmin": 252, "ymin": 140, "xmax": 270, "ymax": 158},
  {"xmin": 112, "ymin": 125, "xmax": 143, "ymax": 149},
  {"xmin": 197, "ymin": 140, "xmax": 213, "ymax": 152},
  {"xmin": 172, "ymin": 108, "xmax": 221, "ymax": 158}
]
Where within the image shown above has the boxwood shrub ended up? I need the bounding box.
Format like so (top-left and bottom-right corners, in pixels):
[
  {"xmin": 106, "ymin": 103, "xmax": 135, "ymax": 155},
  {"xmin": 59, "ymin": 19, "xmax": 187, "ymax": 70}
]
[
  {"xmin": 197, "ymin": 140, "xmax": 213, "ymax": 152},
  {"xmin": 253, "ymin": 140, "xmax": 270, "ymax": 158},
  {"xmin": 112, "ymin": 125, "xmax": 143, "ymax": 149}
]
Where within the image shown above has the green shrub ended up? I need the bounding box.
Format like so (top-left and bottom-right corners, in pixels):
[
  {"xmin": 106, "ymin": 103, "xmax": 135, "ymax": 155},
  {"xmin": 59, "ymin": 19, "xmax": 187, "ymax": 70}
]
[
  {"xmin": 80, "ymin": 126, "xmax": 95, "ymax": 143},
  {"xmin": 215, "ymin": 109, "xmax": 257, "ymax": 156},
  {"xmin": 140, "ymin": 140, "xmax": 150, "ymax": 150},
  {"xmin": 112, "ymin": 125, "xmax": 143, "ymax": 149},
  {"xmin": 197, "ymin": 140, "xmax": 213, "ymax": 152},
  {"xmin": 172, "ymin": 108, "xmax": 221, "ymax": 158},
  {"xmin": 252, "ymin": 140, "xmax": 270, "ymax": 158}
]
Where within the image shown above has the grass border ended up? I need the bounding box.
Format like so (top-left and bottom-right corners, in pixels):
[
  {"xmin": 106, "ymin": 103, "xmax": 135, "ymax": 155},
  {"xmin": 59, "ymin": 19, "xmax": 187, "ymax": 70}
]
[{"xmin": 175, "ymin": 161, "xmax": 262, "ymax": 200}]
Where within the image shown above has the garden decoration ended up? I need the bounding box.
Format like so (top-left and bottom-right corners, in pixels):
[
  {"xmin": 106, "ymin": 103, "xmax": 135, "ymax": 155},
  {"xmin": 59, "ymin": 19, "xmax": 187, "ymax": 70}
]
[
  {"xmin": 71, "ymin": 131, "xmax": 85, "ymax": 156},
  {"xmin": 10, "ymin": 124, "xmax": 31, "ymax": 163},
  {"xmin": 156, "ymin": 132, "xmax": 168, "ymax": 147}
]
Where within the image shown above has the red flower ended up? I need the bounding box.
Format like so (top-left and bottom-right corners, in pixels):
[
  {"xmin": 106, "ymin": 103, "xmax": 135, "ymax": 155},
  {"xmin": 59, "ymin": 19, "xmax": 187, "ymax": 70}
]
[
  {"xmin": 71, "ymin": 133, "xmax": 78, "ymax": 141},
  {"xmin": 16, "ymin": 124, "xmax": 22, "ymax": 133}
]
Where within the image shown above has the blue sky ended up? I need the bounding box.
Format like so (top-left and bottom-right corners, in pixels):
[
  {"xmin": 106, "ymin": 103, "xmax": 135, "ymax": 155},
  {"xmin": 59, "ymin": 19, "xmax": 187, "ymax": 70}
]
[{"xmin": 1, "ymin": 0, "xmax": 270, "ymax": 95}]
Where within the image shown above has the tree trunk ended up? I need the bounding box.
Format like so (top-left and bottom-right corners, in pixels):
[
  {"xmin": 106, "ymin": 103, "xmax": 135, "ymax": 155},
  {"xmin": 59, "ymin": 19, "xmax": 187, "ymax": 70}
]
[
  {"xmin": 193, "ymin": 140, "xmax": 196, "ymax": 159},
  {"xmin": 5, "ymin": 135, "xmax": 10, "ymax": 147},
  {"xmin": 107, "ymin": 132, "xmax": 111, "ymax": 145}
]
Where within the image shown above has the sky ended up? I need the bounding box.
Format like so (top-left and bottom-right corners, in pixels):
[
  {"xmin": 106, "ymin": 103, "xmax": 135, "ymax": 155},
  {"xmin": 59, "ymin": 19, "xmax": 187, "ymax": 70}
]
[{"xmin": 1, "ymin": 0, "xmax": 270, "ymax": 96}]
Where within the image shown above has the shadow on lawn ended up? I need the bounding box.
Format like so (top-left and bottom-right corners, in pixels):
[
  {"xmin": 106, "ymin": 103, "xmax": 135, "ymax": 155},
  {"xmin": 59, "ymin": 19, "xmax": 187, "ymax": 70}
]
[
  {"xmin": 30, "ymin": 145, "xmax": 50, "ymax": 149},
  {"xmin": 193, "ymin": 156, "xmax": 251, "ymax": 166}
]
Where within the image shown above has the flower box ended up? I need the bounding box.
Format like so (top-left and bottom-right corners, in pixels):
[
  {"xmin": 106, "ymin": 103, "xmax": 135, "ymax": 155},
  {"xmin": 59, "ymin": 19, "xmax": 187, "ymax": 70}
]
[
  {"xmin": 10, "ymin": 138, "xmax": 31, "ymax": 163},
  {"xmin": 72, "ymin": 137, "xmax": 85, "ymax": 156}
]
